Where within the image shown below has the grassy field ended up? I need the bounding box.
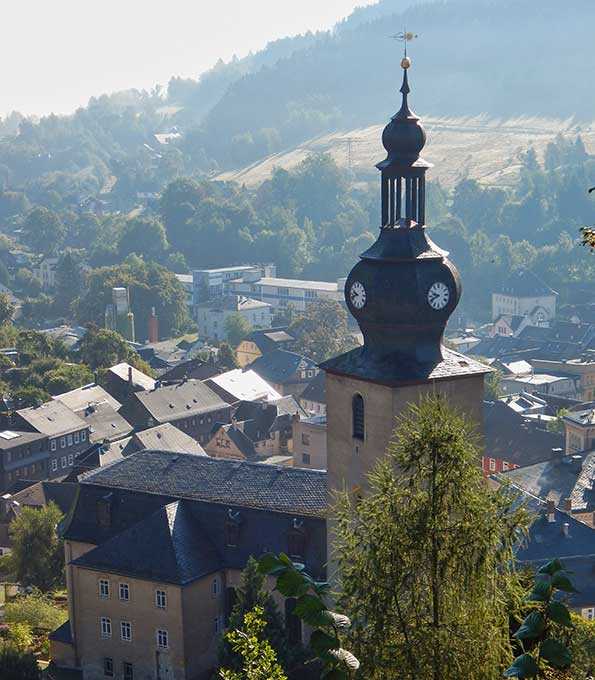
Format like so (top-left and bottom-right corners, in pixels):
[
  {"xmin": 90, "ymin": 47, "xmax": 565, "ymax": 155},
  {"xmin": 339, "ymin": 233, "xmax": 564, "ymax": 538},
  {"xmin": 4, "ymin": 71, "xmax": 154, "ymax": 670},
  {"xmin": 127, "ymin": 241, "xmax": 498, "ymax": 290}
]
[{"xmin": 217, "ymin": 116, "xmax": 595, "ymax": 190}]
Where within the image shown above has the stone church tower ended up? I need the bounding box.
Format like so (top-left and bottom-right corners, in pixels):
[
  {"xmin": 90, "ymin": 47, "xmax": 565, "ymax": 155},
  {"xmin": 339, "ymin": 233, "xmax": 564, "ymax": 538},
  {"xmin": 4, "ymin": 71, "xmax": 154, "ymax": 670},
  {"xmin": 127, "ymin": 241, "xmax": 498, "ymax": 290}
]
[{"xmin": 321, "ymin": 57, "xmax": 490, "ymax": 499}]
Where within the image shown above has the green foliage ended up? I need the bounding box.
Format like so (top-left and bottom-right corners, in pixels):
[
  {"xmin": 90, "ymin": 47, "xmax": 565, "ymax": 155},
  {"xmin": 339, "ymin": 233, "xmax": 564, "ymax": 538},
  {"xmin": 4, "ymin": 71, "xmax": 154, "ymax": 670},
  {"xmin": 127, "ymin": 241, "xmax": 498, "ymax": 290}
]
[
  {"xmin": 5, "ymin": 590, "xmax": 67, "ymax": 631},
  {"xmin": 219, "ymin": 557, "xmax": 289, "ymax": 673},
  {"xmin": 219, "ymin": 607, "xmax": 287, "ymax": 680},
  {"xmin": 505, "ymin": 561, "xmax": 576, "ymax": 678},
  {"xmin": 217, "ymin": 342, "xmax": 238, "ymax": 370},
  {"xmin": 259, "ymin": 553, "xmax": 359, "ymax": 679},
  {"xmin": 9, "ymin": 502, "xmax": 65, "ymax": 592},
  {"xmin": 289, "ymin": 300, "xmax": 356, "ymax": 362},
  {"xmin": 54, "ymin": 251, "xmax": 82, "ymax": 316},
  {"xmin": 118, "ymin": 216, "xmax": 169, "ymax": 261},
  {"xmin": 12, "ymin": 386, "xmax": 50, "ymax": 408},
  {"xmin": 7, "ymin": 623, "xmax": 33, "ymax": 652},
  {"xmin": 332, "ymin": 395, "xmax": 531, "ymax": 680},
  {"xmin": 223, "ymin": 314, "xmax": 253, "ymax": 348},
  {"xmin": 485, "ymin": 367, "xmax": 503, "ymax": 401},
  {"xmin": 78, "ymin": 326, "xmax": 132, "ymax": 369},
  {"xmin": 547, "ymin": 409, "xmax": 569, "ymax": 434},
  {"xmin": 22, "ymin": 208, "xmax": 65, "ymax": 256},
  {"xmin": 15, "ymin": 331, "xmax": 53, "ymax": 364},
  {"xmin": 0, "ymin": 643, "xmax": 39, "ymax": 680},
  {"xmin": 0, "ymin": 293, "xmax": 14, "ymax": 326},
  {"xmin": 568, "ymin": 613, "xmax": 595, "ymax": 680}
]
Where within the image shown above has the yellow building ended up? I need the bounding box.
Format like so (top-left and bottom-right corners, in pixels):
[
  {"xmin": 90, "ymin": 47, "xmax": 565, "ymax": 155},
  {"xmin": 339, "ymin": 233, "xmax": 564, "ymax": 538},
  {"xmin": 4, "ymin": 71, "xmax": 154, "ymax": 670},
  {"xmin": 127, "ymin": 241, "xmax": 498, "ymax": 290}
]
[
  {"xmin": 532, "ymin": 358, "xmax": 595, "ymax": 401},
  {"xmin": 236, "ymin": 328, "xmax": 293, "ymax": 368}
]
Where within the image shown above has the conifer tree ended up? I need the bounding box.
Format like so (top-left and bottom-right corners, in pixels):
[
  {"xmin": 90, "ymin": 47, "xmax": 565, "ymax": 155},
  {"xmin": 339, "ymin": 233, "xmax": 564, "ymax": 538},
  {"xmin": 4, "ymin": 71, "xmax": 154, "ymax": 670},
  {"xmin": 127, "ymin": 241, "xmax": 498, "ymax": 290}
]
[
  {"xmin": 333, "ymin": 394, "xmax": 530, "ymax": 680},
  {"xmin": 218, "ymin": 557, "xmax": 288, "ymax": 673}
]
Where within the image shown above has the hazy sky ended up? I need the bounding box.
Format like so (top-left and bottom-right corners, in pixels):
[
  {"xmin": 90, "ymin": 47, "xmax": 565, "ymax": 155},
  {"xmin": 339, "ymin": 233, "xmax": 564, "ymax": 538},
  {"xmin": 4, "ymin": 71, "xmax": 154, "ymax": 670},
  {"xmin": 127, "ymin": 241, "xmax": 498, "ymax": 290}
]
[{"xmin": 3, "ymin": 0, "xmax": 376, "ymax": 117}]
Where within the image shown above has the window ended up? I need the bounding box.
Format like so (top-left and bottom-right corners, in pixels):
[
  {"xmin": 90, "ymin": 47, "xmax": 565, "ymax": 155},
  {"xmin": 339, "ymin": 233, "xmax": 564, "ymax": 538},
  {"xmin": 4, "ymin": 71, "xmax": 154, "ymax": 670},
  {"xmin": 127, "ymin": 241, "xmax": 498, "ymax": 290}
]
[
  {"xmin": 352, "ymin": 394, "xmax": 365, "ymax": 440},
  {"xmin": 120, "ymin": 621, "xmax": 132, "ymax": 642},
  {"xmin": 67, "ymin": 434, "xmax": 73, "ymax": 446},
  {"xmin": 123, "ymin": 662, "xmax": 133, "ymax": 680},
  {"xmin": 502, "ymin": 461, "xmax": 510, "ymax": 471},
  {"xmin": 212, "ymin": 577, "xmax": 220, "ymax": 597},
  {"xmin": 99, "ymin": 579, "xmax": 110, "ymax": 598},
  {"xmin": 68, "ymin": 453, "xmax": 74, "ymax": 466},
  {"xmin": 582, "ymin": 607, "xmax": 594, "ymax": 620},
  {"xmin": 81, "ymin": 430, "xmax": 87, "ymax": 441},
  {"xmin": 302, "ymin": 452, "xmax": 311, "ymax": 465},
  {"xmin": 157, "ymin": 628, "xmax": 168, "ymax": 648},
  {"xmin": 225, "ymin": 519, "xmax": 240, "ymax": 547},
  {"xmin": 288, "ymin": 528, "xmax": 306, "ymax": 558},
  {"xmin": 119, "ymin": 583, "xmax": 130, "ymax": 601},
  {"xmin": 61, "ymin": 456, "xmax": 67, "ymax": 468},
  {"xmin": 74, "ymin": 432, "xmax": 80, "ymax": 444},
  {"xmin": 156, "ymin": 590, "xmax": 167, "ymax": 609},
  {"xmin": 50, "ymin": 439, "xmax": 57, "ymax": 451},
  {"xmin": 60, "ymin": 437, "xmax": 66, "ymax": 448},
  {"xmin": 301, "ymin": 433, "xmax": 310, "ymax": 446},
  {"xmin": 103, "ymin": 657, "xmax": 114, "ymax": 677},
  {"xmin": 100, "ymin": 617, "xmax": 112, "ymax": 638},
  {"xmin": 489, "ymin": 458, "xmax": 496, "ymax": 472}
]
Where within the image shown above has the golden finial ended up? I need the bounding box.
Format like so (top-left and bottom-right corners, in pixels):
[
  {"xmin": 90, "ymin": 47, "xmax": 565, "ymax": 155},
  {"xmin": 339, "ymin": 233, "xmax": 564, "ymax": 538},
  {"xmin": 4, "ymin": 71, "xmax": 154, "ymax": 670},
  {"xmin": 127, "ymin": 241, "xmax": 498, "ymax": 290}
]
[{"xmin": 390, "ymin": 30, "xmax": 418, "ymax": 66}]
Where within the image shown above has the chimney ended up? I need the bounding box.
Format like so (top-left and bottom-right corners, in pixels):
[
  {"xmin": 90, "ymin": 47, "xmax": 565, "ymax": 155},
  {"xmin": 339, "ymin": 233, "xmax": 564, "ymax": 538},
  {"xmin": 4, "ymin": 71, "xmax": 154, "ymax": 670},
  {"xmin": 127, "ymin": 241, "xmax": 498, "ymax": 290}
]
[
  {"xmin": 564, "ymin": 497, "xmax": 572, "ymax": 513},
  {"xmin": 552, "ymin": 447, "xmax": 563, "ymax": 463},
  {"xmin": 148, "ymin": 307, "xmax": 158, "ymax": 344},
  {"xmin": 546, "ymin": 499, "xmax": 556, "ymax": 523},
  {"xmin": 231, "ymin": 417, "xmax": 237, "ymax": 431},
  {"xmin": 128, "ymin": 366, "xmax": 133, "ymax": 394},
  {"xmin": 562, "ymin": 522, "xmax": 570, "ymax": 538}
]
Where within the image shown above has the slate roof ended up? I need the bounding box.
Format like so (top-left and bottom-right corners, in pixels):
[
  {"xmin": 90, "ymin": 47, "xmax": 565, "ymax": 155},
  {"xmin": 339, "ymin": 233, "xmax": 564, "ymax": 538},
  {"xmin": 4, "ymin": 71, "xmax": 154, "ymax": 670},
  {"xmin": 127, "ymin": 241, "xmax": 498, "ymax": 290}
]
[
  {"xmin": 7, "ymin": 480, "xmax": 77, "ymax": 514},
  {"xmin": 300, "ymin": 372, "xmax": 326, "ymax": 405},
  {"xmin": 217, "ymin": 423, "xmax": 257, "ymax": 459},
  {"xmin": 493, "ymin": 314, "xmax": 526, "ymax": 332},
  {"xmin": 16, "ymin": 400, "xmax": 87, "ymax": 438},
  {"xmin": 234, "ymin": 396, "xmax": 304, "ymax": 438},
  {"xmin": 562, "ymin": 408, "xmax": 595, "ymax": 427},
  {"xmin": 75, "ymin": 402, "xmax": 133, "ymax": 443},
  {"xmin": 72, "ymin": 500, "xmax": 220, "ymax": 585},
  {"xmin": 158, "ymin": 358, "xmax": 220, "ymax": 382},
  {"xmin": 79, "ymin": 450, "xmax": 327, "ymax": 517},
  {"xmin": 245, "ymin": 327, "xmax": 293, "ymax": 354},
  {"xmin": 321, "ymin": 346, "xmax": 491, "ymax": 387},
  {"xmin": 205, "ymin": 369, "xmax": 281, "ymax": 403},
  {"xmin": 483, "ymin": 400, "xmax": 564, "ymax": 467},
  {"xmin": 497, "ymin": 270, "xmax": 557, "ymax": 297},
  {"xmin": 53, "ymin": 384, "xmax": 121, "ymax": 412},
  {"xmin": 134, "ymin": 423, "xmax": 206, "ymax": 456},
  {"xmin": 0, "ymin": 430, "xmax": 46, "ymax": 451},
  {"xmin": 499, "ymin": 451, "xmax": 595, "ymax": 513},
  {"xmin": 249, "ymin": 349, "xmax": 318, "ymax": 385},
  {"xmin": 133, "ymin": 380, "xmax": 229, "ymax": 421}
]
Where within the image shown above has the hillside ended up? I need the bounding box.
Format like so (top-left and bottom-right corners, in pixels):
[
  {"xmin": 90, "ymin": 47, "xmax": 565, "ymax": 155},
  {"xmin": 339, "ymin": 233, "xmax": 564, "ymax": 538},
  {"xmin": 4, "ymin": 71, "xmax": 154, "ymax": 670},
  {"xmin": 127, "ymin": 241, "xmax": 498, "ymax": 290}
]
[{"xmin": 217, "ymin": 115, "xmax": 595, "ymax": 189}]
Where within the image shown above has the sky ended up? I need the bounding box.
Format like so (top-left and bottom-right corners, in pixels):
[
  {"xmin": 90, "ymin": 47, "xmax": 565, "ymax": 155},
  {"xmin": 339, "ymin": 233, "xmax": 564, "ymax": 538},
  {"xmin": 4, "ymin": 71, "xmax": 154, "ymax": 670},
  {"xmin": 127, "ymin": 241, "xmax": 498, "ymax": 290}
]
[{"xmin": 2, "ymin": 0, "xmax": 376, "ymax": 118}]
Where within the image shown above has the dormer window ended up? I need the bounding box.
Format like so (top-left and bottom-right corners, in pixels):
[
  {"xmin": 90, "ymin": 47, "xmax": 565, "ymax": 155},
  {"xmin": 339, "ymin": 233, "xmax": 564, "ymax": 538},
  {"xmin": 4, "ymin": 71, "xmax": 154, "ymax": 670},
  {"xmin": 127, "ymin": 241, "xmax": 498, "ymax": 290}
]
[
  {"xmin": 96, "ymin": 493, "xmax": 113, "ymax": 528},
  {"xmin": 225, "ymin": 509, "xmax": 241, "ymax": 547},
  {"xmin": 288, "ymin": 519, "xmax": 306, "ymax": 559},
  {"xmin": 352, "ymin": 394, "xmax": 365, "ymax": 440}
]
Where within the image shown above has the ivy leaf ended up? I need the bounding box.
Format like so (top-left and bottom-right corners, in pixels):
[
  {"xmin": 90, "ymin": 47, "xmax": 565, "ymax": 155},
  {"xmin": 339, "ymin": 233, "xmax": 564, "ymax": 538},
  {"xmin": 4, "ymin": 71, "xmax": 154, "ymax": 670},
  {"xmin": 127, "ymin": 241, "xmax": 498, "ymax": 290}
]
[
  {"xmin": 546, "ymin": 601, "xmax": 572, "ymax": 627},
  {"xmin": 524, "ymin": 580, "xmax": 552, "ymax": 602},
  {"xmin": 537, "ymin": 559, "xmax": 564, "ymax": 576},
  {"xmin": 276, "ymin": 567, "xmax": 306, "ymax": 597},
  {"xmin": 294, "ymin": 594, "xmax": 325, "ymax": 624},
  {"xmin": 503, "ymin": 654, "xmax": 539, "ymax": 678},
  {"xmin": 258, "ymin": 553, "xmax": 283, "ymax": 574},
  {"xmin": 540, "ymin": 638, "xmax": 572, "ymax": 668},
  {"xmin": 513, "ymin": 611, "xmax": 545, "ymax": 640},
  {"xmin": 551, "ymin": 572, "xmax": 579, "ymax": 593},
  {"xmin": 309, "ymin": 629, "xmax": 340, "ymax": 656}
]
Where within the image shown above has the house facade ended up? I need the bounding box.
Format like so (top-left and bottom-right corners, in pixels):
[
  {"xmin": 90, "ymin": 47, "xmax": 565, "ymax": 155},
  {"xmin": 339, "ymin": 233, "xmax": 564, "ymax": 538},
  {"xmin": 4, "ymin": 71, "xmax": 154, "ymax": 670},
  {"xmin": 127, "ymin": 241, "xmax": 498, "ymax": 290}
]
[
  {"xmin": 491, "ymin": 270, "xmax": 557, "ymax": 324},
  {"xmin": 195, "ymin": 296, "xmax": 272, "ymax": 343}
]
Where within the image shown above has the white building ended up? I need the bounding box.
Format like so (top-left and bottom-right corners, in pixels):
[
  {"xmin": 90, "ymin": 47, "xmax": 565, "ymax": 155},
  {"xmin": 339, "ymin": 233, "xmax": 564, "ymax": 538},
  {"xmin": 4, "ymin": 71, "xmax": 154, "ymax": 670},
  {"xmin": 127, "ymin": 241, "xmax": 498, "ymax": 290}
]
[
  {"xmin": 192, "ymin": 265, "xmax": 275, "ymax": 304},
  {"xmin": 227, "ymin": 276, "xmax": 344, "ymax": 312},
  {"xmin": 175, "ymin": 274, "xmax": 193, "ymax": 307},
  {"xmin": 33, "ymin": 257, "xmax": 59, "ymax": 291},
  {"xmin": 500, "ymin": 372, "xmax": 579, "ymax": 398},
  {"xmin": 196, "ymin": 296, "xmax": 272, "ymax": 343},
  {"xmin": 492, "ymin": 270, "xmax": 557, "ymax": 325}
]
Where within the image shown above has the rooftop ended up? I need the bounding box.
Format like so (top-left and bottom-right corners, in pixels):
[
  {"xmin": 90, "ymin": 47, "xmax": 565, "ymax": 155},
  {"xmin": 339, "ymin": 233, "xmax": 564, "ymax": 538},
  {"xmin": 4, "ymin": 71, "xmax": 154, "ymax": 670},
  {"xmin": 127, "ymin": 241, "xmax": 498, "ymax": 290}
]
[
  {"xmin": 79, "ymin": 450, "xmax": 327, "ymax": 517},
  {"xmin": 0, "ymin": 430, "xmax": 46, "ymax": 451},
  {"xmin": 75, "ymin": 402, "xmax": 133, "ymax": 444},
  {"xmin": 563, "ymin": 408, "xmax": 595, "ymax": 427},
  {"xmin": 134, "ymin": 423, "xmax": 207, "ymax": 456},
  {"xmin": 248, "ymin": 349, "xmax": 318, "ymax": 384},
  {"xmin": 205, "ymin": 369, "xmax": 281, "ymax": 403},
  {"xmin": 132, "ymin": 380, "xmax": 229, "ymax": 422},
  {"xmin": 108, "ymin": 363, "xmax": 156, "ymax": 391},
  {"xmin": 17, "ymin": 400, "xmax": 87, "ymax": 438},
  {"xmin": 256, "ymin": 277, "xmax": 339, "ymax": 292},
  {"xmin": 497, "ymin": 270, "xmax": 557, "ymax": 298},
  {"xmin": 53, "ymin": 383, "xmax": 121, "ymax": 412}
]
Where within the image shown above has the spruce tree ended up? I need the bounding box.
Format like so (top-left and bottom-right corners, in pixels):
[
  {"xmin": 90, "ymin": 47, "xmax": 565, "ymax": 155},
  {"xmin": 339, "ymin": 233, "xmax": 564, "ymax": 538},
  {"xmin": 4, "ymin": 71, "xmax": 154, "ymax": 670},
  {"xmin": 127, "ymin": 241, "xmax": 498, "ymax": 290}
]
[
  {"xmin": 55, "ymin": 251, "xmax": 81, "ymax": 315},
  {"xmin": 333, "ymin": 394, "xmax": 530, "ymax": 680},
  {"xmin": 218, "ymin": 557, "xmax": 288, "ymax": 672}
]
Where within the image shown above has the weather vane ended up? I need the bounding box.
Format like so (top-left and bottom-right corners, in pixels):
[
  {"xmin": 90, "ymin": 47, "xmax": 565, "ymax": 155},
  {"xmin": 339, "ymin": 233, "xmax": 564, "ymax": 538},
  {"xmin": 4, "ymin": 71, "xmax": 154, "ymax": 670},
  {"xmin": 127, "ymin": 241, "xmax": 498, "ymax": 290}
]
[{"xmin": 390, "ymin": 30, "xmax": 418, "ymax": 68}]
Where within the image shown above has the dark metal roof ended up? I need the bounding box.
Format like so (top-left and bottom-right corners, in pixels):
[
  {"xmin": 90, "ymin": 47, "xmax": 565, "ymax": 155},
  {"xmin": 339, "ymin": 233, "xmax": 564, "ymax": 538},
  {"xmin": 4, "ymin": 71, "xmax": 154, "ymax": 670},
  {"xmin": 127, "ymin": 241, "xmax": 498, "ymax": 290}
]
[
  {"xmin": 321, "ymin": 346, "xmax": 490, "ymax": 387},
  {"xmin": 132, "ymin": 380, "xmax": 229, "ymax": 422},
  {"xmin": 76, "ymin": 402, "xmax": 133, "ymax": 444},
  {"xmin": 72, "ymin": 501, "xmax": 220, "ymax": 585},
  {"xmin": 245, "ymin": 327, "xmax": 293, "ymax": 353},
  {"xmin": 249, "ymin": 349, "xmax": 317, "ymax": 385},
  {"xmin": 300, "ymin": 371, "xmax": 326, "ymax": 404},
  {"xmin": 79, "ymin": 450, "xmax": 327, "ymax": 517}
]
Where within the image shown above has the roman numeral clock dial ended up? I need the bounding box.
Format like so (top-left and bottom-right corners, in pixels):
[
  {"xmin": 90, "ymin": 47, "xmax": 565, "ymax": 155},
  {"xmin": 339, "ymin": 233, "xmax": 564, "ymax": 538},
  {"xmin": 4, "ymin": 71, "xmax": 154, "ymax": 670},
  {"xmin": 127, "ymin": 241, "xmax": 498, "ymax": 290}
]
[
  {"xmin": 350, "ymin": 281, "xmax": 367, "ymax": 309},
  {"xmin": 427, "ymin": 281, "xmax": 450, "ymax": 310}
]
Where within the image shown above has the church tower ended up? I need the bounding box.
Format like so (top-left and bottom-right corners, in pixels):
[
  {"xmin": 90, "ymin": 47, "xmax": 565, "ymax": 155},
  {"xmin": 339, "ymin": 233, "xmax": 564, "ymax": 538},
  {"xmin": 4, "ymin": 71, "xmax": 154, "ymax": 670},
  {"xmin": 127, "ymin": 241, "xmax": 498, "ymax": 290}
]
[{"xmin": 321, "ymin": 56, "xmax": 490, "ymax": 497}]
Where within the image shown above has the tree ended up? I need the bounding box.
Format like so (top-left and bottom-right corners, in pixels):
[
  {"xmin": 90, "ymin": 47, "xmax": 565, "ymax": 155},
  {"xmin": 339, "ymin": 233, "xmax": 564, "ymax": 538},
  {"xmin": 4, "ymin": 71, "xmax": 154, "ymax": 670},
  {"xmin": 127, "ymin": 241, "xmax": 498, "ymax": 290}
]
[
  {"xmin": 78, "ymin": 327, "xmax": 131, "ymax": 369},
  {"xmin": 569, "ymin": 613, "xmax": 595, "ymax": 680},
  {"xmin": 9, "ymin": 502, "xmax": 65, "ymax": 592},
  {"xmin": 217, "ymin": 342, "xmax": 238, "ymax": 370},
  {"xmin": 289, "ymin": 300, "xmax": 356, "ymax": 362},
  {"xmin": 332, "ymin": 395, "xmax": 530, "ymax": 680},
  {"xmin": 43, "ymin": 363, "xmax": 93, "ymax": 395},
  {"xmin": 224, "ymin": 313, "xmax": 253, "ymax": 348},
  {"xmin": 0, "ymin": 293, "xmax": 14, "ymax": 326},
  {"xmin": 12, "ymin": 386, "xmax": 50, "ymax": 408},
  {"xmin": 54, "ymin": 251, "xmax": 82, "ymax": 315},
  {"xmin": 219, "ymin": 607, "xmax": 287, "ymax": 680},
  {"xmin": 118, "ymin": 216, "xmax": 169, "ymax": 261},
  {"xmin": 0, "ymin": 644, "xmax": 39, "ymax": 680},
  {"xmin": 15, "ymin": 331, "xmax": 53, "ymax": 364},
  {"xmin": 485, "ymin": 366, "xmax": 503, "ymax": 401},
  {"xmin": 5, "ymin": 590, "xmax": 67, "ymax": 631},
  {"xmin": 547, "ymin": 409, "xmax": 569, "ymax": 434},
  {"xmin": 22, "ymin": 207, "xmax": 65, "ymax": 255},
  {"xmin": 219, "ymin": 557, "xmax": 288, "ymax": 673}
]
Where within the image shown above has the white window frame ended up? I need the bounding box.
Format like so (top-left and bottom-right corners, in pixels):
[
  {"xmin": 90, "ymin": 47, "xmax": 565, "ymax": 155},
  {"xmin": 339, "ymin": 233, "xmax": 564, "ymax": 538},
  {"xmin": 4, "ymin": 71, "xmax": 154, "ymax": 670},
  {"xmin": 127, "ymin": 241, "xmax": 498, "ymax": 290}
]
[
  {"xmin": 51, "ymin": 459, "xmax": 58, "ymax": 472},
  {"xmin": 489, "ymin": 458, "xmax": 496, "ymax": 472},
  {"xmin": 68, "ymin": 453, "xmax": 74, "ymax": 466},
  {"xmin": 120, "ymin": 621, "xmax": 132, "ymax": 642},
  {"xmin": 50, "ymin": 439, "xmax": 57, "ymax": 452},
  {"xmin": 100, "ymin": 616, "xmax": 112, "ymax": 638},
  {"xmin": 99, "ymin": 579, "xmax": 110, "ymax": 598},
  {"xmin": 155, "ymin": 590, "xmax": 167, "ymax": 609},
  {"xmin": 119, "ymin": 583, "xmax": 130, "ymax": 602},
  {"xmin": 74, "ymin": 432, "xmax": 80, "ymax": 444},
  {"xmin": 81, "ymin": 430, "xmax": 87, "ymax": 442},
  {"xmin": 156, "ymin": 628, "xmax": 169, "ymax": 649},
  {"xmin": 61, "ymin": 456, "xmax": 67, "ymax": 469},
  {"xmin": 502, "ymin": 461, "xmax": 509, "ymax": 471},
  {"xmin": 67, "ymin": 434, "xmax": 73, "ymax": 446},
  {"xmin": 60, "ymin": 437, "xmax": 66, "ymax": 448}
]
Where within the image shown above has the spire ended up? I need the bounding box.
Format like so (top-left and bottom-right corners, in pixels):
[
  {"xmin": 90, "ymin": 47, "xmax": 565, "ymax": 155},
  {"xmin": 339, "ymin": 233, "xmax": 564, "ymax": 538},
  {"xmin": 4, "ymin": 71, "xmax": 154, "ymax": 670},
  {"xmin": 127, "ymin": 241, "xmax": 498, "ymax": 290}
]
[{"xmin": 395, "ymin": 57, "xmax": 414, "ymax": 121}]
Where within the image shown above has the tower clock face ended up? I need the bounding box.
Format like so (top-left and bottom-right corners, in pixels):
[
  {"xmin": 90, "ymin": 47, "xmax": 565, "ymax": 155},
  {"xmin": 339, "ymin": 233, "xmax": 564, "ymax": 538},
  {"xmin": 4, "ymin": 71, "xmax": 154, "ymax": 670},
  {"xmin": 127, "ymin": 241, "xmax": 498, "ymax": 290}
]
[
  {"xmin": 427, "ymin": 281, "xmax": 450, "ymax": 310},
  {"xmin": 350, "ymin": 281, "xmax": 367, "ymax": 309}
]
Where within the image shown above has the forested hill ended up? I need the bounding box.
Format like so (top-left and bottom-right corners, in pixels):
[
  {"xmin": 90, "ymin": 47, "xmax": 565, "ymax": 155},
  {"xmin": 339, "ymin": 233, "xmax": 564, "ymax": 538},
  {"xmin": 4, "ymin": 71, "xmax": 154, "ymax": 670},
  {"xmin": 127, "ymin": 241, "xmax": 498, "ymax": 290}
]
[{"xmin": 187, "ymin": 0, "xmax": 595, "ymax": 169}]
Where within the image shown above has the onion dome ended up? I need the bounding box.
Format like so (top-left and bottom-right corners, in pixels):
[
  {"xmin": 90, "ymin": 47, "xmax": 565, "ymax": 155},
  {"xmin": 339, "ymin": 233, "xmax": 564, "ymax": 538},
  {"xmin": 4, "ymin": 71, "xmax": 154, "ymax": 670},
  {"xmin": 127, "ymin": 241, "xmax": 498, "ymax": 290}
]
[{"xmin": 380, "ymin": 57, "xmax": 427, "ymax": 167}]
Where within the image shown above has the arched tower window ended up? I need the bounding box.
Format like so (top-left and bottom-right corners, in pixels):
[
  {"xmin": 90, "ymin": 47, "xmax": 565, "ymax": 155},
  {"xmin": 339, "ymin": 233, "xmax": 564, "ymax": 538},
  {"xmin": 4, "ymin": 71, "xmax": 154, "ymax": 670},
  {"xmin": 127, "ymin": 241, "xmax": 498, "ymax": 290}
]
[{"xmin": 352, "ymin": 394, "xmax": 365, "ymax": 440}]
